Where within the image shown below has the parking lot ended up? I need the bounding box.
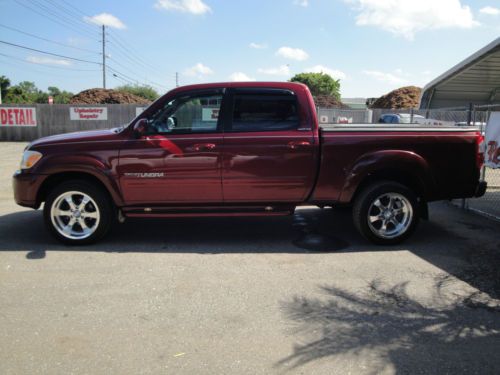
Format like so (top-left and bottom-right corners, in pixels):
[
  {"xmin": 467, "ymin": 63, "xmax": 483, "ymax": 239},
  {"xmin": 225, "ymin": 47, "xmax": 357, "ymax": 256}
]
[{"xmin": 1, "ymin": 142, "xmax": 499, "ymax": 374}]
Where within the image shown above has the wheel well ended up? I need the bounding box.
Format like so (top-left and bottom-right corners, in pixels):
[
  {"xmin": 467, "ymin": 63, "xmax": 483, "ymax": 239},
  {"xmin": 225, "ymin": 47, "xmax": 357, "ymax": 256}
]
[
  {"xmin": 37, "ymin": 172, "xmax": 113, "ymax": 206},
  {"xmin": 352, "ymin": 169, "xmax": 426, "ymax": 204}
]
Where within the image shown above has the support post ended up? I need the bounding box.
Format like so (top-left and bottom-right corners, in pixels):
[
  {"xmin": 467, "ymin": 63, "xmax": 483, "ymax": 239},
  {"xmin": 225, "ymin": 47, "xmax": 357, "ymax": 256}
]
[{"xmin": 102, "ymin": 25, "xmax": 106, "ymax": 89}]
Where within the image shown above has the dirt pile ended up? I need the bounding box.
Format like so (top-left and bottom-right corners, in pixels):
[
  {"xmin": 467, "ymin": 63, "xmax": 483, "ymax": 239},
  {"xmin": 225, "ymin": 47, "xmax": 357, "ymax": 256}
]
[
  {"xmin": 70, "ymin": 88, "xmax": 151, "ymax": 105},
  {"xmin": 313, "ymin": 95, "xmax": 349, "ymax": 109},
  {"xmin": 370, "ymin": 86, "xmax": 422, "ymax": 109}
]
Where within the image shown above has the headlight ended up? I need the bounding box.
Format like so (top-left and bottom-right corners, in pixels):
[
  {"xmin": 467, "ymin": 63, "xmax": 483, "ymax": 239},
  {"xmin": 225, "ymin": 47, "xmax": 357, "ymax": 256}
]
[{"xmin": 20, "ymin": 150, "xmax": 43, "ymax": 170}]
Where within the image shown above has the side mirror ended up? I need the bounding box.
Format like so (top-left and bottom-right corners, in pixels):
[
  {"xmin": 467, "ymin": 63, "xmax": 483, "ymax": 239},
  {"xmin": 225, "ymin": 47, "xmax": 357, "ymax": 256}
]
[{"xmin": 133, "ymin": 118, "xmax": 150, "ymax": 138}]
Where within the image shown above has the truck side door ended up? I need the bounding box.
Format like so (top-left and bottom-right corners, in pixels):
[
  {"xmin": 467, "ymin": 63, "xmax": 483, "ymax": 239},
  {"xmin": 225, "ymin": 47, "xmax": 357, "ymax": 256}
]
[
  {"xmin": 118, "ymin": 89, "xmax": 226, "ymax": 204},
  {"xmin": 221, "ymin": 88, "xmax": 316, "ymax": 203}
]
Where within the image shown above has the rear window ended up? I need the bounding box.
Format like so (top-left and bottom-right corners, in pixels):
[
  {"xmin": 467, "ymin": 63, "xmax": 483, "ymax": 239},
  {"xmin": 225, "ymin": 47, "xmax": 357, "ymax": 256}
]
[{"xmin": 230, "ymin": 93, "xmax": 299, "ymax": 132}]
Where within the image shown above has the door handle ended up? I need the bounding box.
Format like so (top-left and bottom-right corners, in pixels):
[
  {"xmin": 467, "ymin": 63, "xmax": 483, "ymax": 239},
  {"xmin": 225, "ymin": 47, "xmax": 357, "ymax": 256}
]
[
  {"xmin": 287, "ymin": 141, "xmax": 311, "ymax": 150},
  {"xmin": 192, "ymin": 143, "xmax": 216, "ymax": 152}
]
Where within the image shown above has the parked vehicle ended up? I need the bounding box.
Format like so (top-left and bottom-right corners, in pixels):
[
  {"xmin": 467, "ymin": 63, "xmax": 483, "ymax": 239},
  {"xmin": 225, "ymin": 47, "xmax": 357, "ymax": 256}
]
[
  {"xmin": 13, "ymin": 82, "xmax": 487, "ymax": 245},
  {"xmin": 378, "ymin": 113, "xmax": 426, "ymax": 124}
]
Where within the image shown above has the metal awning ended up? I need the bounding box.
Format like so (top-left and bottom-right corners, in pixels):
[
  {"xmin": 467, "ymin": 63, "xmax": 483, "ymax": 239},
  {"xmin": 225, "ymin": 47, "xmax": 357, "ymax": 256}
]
[{"xmin": 420, "ymin": 37, "xmax": 500, "ymax": 109}]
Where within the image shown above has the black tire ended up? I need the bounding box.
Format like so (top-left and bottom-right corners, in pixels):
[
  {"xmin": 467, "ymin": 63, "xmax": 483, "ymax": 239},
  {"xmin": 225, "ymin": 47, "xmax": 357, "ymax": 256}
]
[
  {"xmin": 352, "ymin": 181, "xmax": 419, "ymax": 245},
  {"xmin": 43, "ymin": 180, "xmax": 114, "ymax": 245}
]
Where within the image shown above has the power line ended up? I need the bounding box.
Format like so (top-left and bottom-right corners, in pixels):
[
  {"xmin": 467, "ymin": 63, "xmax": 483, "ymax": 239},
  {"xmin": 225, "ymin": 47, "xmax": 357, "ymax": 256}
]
[
  {"xmin": 0, "ymin": 40, "xmax": 102, "ymax": 65},
  {"xmin": 107, "ymin": 31, "xmax": 166, "ymax": 75},
  {"xmin": 0, "ymin": 52, "xmax": 100, "ymax": 71},
  {"xmin": 13, "ymin": 0, "xmax": 98, "ymax": 39},
  {"xmin": 43, "ymin": 0, "xmax": 95, "ymax": 29},
  {"xmin": 107, "ymin": 65, "xmax": 171, "ymax": 91},
  {"xmin": 27, "ymin": 0, "xmax": 98, "ymax": 35},
  {"xmin": 0, "ymin": 23, "xmax": 100, "ymax": 54},
  {"xmin": 59, "ymin": 0, "xmax": 91, "ymax": 18}
]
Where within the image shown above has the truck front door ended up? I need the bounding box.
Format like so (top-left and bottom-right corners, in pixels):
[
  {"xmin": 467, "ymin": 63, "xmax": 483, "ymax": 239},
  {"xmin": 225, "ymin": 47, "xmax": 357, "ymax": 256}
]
[
  {"xmin": 222, "ymin": 88, "xmax": 316, "ymax": 203},
  {"xmin": 118, "ymin": 89, "xmax": 225, "ymax": 204}
]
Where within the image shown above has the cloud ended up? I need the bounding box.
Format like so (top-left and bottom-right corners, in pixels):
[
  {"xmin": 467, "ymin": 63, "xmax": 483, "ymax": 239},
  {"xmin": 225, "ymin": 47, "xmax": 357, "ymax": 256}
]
[
  {"xmin": 183, "ymin": 63, "xmax": 214, "ymax": 77},
  {"xmin": 480, "ymin": 6, "xmax": 500, "ymax": 16},
  {"xmin": 154, "ymin": 0, "xmax": 211, "ymax": 15},
  {"xmin": 294, "ymin": 0, "xmax": 309, "ymax": 7},
  {"xmin": 84, "ymin": 13, "xmax": 126, "ymax": 29},
  {"xmin": 362, "ymin": 70, "xmax": 408, "ymax": 85},
  {"xmin": 258, "ymin": 65, "xmax": 291, "ymax": 76},
  {"xmin": 276, "ymin": 46, "xmax": 309, "ymax": 61},
  {"xmin": 26, "ymin": 56, "xmax": 71, "ymax": 66},
  {"xmin": 305, "ymin": 65, "xmax": 347, "ymax": 80},
  {"xmin": 249, "ymin": 42, "xmax": 267, "ymax": 49},
  {"xmin": 229, "ymin": 72, "xmax": 256, "ymax": 81},
  {"xmin": 345, "ymin": 0, "xmax": 478, "ymax": 40}
]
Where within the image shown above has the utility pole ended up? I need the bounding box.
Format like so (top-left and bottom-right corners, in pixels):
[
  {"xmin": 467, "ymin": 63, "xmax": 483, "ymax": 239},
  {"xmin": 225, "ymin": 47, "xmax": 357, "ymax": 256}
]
[
  {"xmin": 175, "ymin": 72, "xmax": 179, "ymax": 87},
  {"xmin": 102, "ymin": 25, "xmax": 106, "ymax": 89}
]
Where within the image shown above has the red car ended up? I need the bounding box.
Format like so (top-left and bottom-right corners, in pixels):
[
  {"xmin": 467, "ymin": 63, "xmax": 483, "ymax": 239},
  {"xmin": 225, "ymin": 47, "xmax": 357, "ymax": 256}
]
[{"xmin": 13, "ymin": 82, "xmax": 486, "ymax": 245}]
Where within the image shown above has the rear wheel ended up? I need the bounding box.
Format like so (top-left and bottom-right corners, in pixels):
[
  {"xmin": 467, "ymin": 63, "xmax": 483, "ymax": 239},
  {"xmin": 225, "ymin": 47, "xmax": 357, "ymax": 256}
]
[
  {"xmin": 43, "ymin": 180, "xmax": 113, "ymax": 245},
  {"xmin": 353, "ymin": 181, "xmax": 419, "ymax": 245}
]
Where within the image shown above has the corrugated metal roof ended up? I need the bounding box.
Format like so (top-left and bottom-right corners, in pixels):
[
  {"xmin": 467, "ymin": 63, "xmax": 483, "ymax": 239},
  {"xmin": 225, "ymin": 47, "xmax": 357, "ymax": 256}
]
[{"xmin": 420, "ymin": 37, "xmax": 500, "ymax": 109}]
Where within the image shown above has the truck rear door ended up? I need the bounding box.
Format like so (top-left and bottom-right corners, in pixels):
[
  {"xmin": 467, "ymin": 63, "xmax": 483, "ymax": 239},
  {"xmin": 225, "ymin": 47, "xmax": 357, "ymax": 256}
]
[{"xmin": 221, "ymin": 88, "xmax": 316, "ymax": 203}]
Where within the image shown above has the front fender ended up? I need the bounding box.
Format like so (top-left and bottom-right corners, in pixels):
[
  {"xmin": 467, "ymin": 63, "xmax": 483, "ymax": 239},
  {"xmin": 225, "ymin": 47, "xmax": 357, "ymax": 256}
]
[
  {"xmin": 339, "ymin": 150, "xmax": 435, "ymax": 202},
  {"xmin": 32, "ymin": 154, "xmax": 124, "ymax": 206}
]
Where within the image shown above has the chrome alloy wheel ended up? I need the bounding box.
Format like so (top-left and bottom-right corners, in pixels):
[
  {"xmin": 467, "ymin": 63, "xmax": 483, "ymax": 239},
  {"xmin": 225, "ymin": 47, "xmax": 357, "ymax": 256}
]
[
  {"xmin": 50, "ymin": 191, "xmax": 100, "ymax": 240},
  {"xmin": 367, "ymin": 193, "xmax": 413, "ymax": 239}
]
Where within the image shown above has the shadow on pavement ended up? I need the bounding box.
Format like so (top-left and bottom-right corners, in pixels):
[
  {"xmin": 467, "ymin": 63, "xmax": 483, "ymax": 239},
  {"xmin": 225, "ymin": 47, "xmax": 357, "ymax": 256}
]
[
  {"xmin": 277, "ymin": 281, "xmax": 500, "ymax": 374},
  {"xmin": 1, "ymin": 204, "xmax": 499, "ymax": 297}
]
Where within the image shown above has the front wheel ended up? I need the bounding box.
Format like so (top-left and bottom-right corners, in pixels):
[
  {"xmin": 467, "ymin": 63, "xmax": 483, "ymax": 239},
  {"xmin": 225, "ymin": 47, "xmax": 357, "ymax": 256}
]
[
  {"xmin": 43, "ymin": 180, "xmax": 113, "ymax": 245},
  {"xmin": 353, "ymin": 181, "xmax": 419, "ymax": 245}
]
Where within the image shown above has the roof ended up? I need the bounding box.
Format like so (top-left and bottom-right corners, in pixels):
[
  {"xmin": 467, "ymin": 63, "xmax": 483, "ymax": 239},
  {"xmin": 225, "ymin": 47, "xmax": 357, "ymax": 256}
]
[
  {"xmin": 420, "ymin": 37, "xmax": 500, "ymax": 109},
  {"xmin": 168, "ymin": 81, "xmax": 309, "ymax": 95}
]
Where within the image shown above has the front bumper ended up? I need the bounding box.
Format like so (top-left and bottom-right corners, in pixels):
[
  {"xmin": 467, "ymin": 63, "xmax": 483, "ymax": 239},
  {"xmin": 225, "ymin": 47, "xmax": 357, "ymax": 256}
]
[
  {"xmin": 474, "ymin": 180, "xmax": 487, "ymax": 198},
  {"xmin": 12, "ymin": 170, "xmax": 45, "ymax": 209}
]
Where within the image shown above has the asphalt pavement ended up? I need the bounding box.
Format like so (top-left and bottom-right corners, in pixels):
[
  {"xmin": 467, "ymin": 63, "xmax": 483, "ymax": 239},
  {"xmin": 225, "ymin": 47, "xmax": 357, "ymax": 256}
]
[{"xmin": 1, "ymin": 142, "xmax": 499, "ymax": 375}]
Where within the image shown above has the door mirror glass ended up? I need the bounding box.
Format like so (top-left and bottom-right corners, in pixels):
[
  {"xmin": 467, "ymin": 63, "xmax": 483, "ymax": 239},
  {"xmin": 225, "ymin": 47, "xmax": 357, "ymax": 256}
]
[{"xmin": 133, "ymin": 118, "xmax": 152, "ymax": 138}]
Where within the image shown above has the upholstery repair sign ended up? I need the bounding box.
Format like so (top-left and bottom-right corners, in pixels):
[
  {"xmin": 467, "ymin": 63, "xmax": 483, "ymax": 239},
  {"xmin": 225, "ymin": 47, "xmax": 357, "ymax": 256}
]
[{"xmin": 486, "ymin": 112, "xmax": 500, "ymax": 169}]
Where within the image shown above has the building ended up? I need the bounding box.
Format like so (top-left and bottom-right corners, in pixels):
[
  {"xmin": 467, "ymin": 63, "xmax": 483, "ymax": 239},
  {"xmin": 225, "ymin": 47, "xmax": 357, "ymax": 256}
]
[{"xmin": 420, "ymin": 37, "xmax": 500, "ymax": 109}]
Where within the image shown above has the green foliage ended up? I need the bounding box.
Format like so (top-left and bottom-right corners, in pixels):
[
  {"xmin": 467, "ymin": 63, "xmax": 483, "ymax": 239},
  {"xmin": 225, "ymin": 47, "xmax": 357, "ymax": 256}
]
[
  {"xmin": 0, "ymin": 76, "xmax": 11, "ymax": 101},
  {"xmin": 1, "ymin": 78, "xmax": 73, "ymax": 104},
  {"xmin": 290, "ymin": 72, "xmax": 341, "ymax": 100},
  {"xmin": 115, "ymin": 84, "xmax": 159, "ymax": 101}
]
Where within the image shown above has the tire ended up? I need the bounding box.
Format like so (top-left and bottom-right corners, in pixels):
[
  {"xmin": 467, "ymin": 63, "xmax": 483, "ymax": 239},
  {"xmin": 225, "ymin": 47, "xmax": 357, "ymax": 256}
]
[
  {"xmin": 353, "ymin": 181, "xmax": 419, "ymax": 245},
  {"xmin": 43, "ymin": 180, "xmax": 114, "ymax": 245}
]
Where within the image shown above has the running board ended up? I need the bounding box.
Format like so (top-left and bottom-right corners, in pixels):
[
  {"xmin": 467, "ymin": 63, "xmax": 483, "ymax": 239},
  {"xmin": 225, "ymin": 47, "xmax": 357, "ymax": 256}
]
[{"xmin": 122, "ymin": 205, "xmax": 295, "ymax": 218}]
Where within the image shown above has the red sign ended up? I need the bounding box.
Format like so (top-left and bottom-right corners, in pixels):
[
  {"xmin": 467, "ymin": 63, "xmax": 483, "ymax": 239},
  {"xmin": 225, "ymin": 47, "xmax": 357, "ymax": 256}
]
[{"xmin": 0, "ymin": 107, "xmax": 37, "ymax": 127}]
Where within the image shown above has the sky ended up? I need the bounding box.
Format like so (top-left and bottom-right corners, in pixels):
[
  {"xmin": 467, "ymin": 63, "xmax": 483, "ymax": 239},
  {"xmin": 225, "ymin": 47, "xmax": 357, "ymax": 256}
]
[{"xmin": 0, "ymin": 0, "xmax": 499, "ymax": 98}]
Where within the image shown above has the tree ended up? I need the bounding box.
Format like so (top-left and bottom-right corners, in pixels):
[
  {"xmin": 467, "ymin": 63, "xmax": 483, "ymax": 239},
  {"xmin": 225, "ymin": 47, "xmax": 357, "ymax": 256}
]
[
  {"xmin": 115, "ymin": 84, "xmax": 159, "ymax": 101},
  {"xmin": 0, "ymin": 76, "xmax": 10, "ymax": 102},
  {"xmin": 290, "ymin": 72, "xmax": 341, "ymax": 100},
  {"xmin": 47, "ymin": 86, "xmax": 73, "ymax": 104}
]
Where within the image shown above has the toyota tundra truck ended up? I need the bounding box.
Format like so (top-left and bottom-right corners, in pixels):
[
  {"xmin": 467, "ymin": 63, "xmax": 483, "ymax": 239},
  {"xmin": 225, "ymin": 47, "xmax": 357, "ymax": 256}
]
[{"xmin": 13, "ymin": 82, "xmax": 487, "ymax": 245}]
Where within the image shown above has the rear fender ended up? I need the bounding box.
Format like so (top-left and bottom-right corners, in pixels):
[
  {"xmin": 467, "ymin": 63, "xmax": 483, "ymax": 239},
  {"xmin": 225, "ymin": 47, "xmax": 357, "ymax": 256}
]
[{"xmin": 339, "ymin": 150, "xmax": 435, "ymax": 203}]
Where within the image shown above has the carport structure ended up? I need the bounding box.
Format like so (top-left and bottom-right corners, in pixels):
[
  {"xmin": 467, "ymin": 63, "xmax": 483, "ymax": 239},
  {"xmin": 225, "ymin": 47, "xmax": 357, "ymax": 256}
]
[{"xmin": 420, "ymin": 37, "xmax": 500, "ymax": 109}]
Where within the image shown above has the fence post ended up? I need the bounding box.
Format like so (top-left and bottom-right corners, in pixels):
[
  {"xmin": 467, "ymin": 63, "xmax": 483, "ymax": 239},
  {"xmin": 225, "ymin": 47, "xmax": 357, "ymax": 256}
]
[
  {"xmin": 410, "ymin": 108, "xmax": 414, "ymax": 123},
  {"xmin": 467, "ymin": 103, "xmax": 473, "ymax": 125}
]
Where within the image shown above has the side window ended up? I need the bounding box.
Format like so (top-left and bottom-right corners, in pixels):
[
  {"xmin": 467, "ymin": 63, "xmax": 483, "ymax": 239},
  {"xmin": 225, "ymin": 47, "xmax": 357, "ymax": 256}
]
[
  {"xmin": 230, "ymin": 93, "xmax": 299, "ymax": 132},
  {"xmin": 150, "ymin": 93, "xmax": 222, "ymax": 134}
]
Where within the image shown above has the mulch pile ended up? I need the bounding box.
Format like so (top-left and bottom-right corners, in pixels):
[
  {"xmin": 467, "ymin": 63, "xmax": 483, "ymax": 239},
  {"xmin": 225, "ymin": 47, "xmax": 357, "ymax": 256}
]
[
  {"xmin": 370, "ymin": 86, "xmax": 422, "ymax": 109},
  {"xmin": 69, "ymin": 88, "xmax": 151, "ymax": 105},
  {"xmin": 313, "ymin": 95, "xmax": 349, "ymax": 109}
]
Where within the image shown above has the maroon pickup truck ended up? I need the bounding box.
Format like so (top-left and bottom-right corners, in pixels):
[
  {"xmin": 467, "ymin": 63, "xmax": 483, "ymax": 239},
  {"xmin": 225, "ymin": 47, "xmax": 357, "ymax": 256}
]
[{"xmin": 13, "ymin": 82, "xmax": 486, "ymax": 245}]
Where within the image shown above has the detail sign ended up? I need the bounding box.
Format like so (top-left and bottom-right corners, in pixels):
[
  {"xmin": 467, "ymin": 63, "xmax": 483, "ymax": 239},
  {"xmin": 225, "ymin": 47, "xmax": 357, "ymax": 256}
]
[
  {"xmin": 70, "ymin": 107, "xmax": 108, "ymax": 120},
  {"xmin": 0, "ymin": 107, "xmax": 37, "ymax": 127}
]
